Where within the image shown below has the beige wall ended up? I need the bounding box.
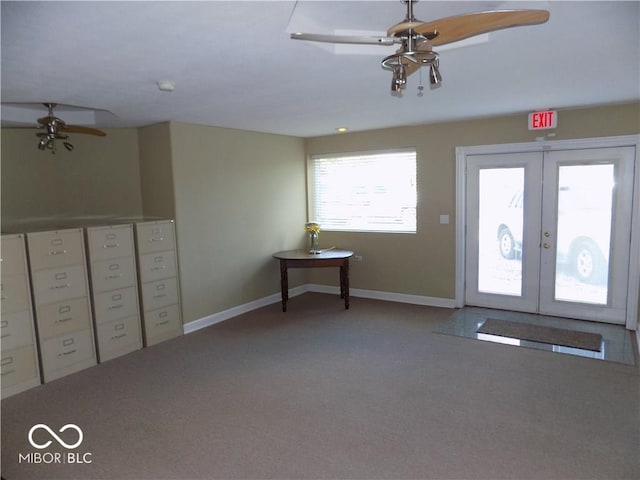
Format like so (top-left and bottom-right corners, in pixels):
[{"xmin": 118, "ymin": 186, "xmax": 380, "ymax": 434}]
[
  {"xmin": 1, "ymin": 127, "xmax": 143, "ymax": 231},
  {"xmin": 138, "ymin": 123, "xmax": 175, "ymax": 219},
  {"xmin": 167, "ymin": 122, "xmax": 307, "ymax": 323},
  {"xmin": 304, "ymin": 103, "xmax": 640, "ymax": 300},
  {"xmin": 1, "ymin": 102, "xmax": 637, "ymax": 325}
]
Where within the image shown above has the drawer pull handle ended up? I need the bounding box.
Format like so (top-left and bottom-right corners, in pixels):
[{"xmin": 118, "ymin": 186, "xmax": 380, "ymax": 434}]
[
  {"xmin": 102, "ymin": 243, "xmax": 120, "ymax": 249},
  {"xmin": 1, "ymin": 356, "xmax": 14, "ymax": 366},
  {"xmin": 48, "ymin": 250, "xmax": 68, "ymax": 256},
  {"xmin": 150, "ymin": 237, "xmax": 164, "ymax": 242},
  {"xmin": 1, "ymin": 333, "xmax": 11, "ymax": 339},
  {"xmin": 153, "ymin": 294, "xmax": 167, "ymax": 299},
  {"xmin": 156, "ymin": 320, "xmax": 170, "ymax": 326},
  {"xmin": 108, "ymin": 304, "xmax": 123, "ymax": 310},
  {"xmin": 151, "ymin": 265, "xmax": 167, "ymax": 271},
  {"xmin": 1, "ymin": 320, "xmax": 8, "ymax": 328},
  {"xmin": 1, "ymin": 369, "xmax": 16, "ymax": 376},
  {"xmin": 60, "ymin": 349, "xmax": 77, "ymax": 356},
  {"xmin": 105, "ymin": 274, "xmax": 123, "ymax": 280},
  {"xmin": 111, "ymin": 333, "xmax": 127, "ymax": 340},
  {"xmin": 56, "ymin": 317, "xmax": 73, "ymax": 323},
  {"xmin": 0, "ymin": 295, "xmax": 7, "ymax": 301},
  {"xmin": 50, "ymin": 284, "xmax": 71, "ymax": 290}
]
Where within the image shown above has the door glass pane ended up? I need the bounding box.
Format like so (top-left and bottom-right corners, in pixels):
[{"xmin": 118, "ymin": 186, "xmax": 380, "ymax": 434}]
[
  {"xmin": 478, "ymin": 168, "xmax": 524, "ymax": 296},
  {"xmin": 554, "ymin": 164, "xmax": 613, "ymax": 304}
]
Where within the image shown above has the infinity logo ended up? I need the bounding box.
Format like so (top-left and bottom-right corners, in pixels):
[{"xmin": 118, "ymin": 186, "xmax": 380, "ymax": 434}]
[{"xmin": 28, "ymin": 424, "xmax": 83, "ymax": 450}]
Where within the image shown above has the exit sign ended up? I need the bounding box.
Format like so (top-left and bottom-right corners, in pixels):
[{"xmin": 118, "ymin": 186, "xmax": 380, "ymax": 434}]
[{"xmin": 528, "ymin": 110, "xmax": 557, "ymax": 130}]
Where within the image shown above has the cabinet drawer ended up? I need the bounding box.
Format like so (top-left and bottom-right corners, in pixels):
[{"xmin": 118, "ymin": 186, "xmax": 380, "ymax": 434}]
[
  {"xmin": 141, "ymin": 278, "xmax": 178, "ymax": 311},
  {"xmin": 27, "ymin": 229, "xmax": 84, "ymax": 270},
  {"xmin": 1, "ymin": 310, "xmax": 35, "ymax": 351},
  {"xmin": 86, "ymin": 225, "xmax": 134, "ymax": 261},
  {"xmin": 90, "ymin": 257, "xmax": 136, "ymax": 293},
  {"xmin": 143, "ymin": 304, "xmax": 182, "ymax": 346},
  {"xmin": 33, "ymin": 265, "xmax": 87, "ymax": 304},
  {"xmin": 1, "ymin": 345, "xmax": 39, "ymax": 389},
  {"xmin": 135, "ymin": 221, "xmax": 175, "ymax": 254},
  {"xmin": 138, "ymin": 251, "xmax": 177, "ymax": 282},
  {"xmin": 1, "ymin": 273, "xmax": 32, "ymax": 314},
  {"xmin": 37, "ymin": 297, "xmax": 91, "ymax": 340},
  {"xmin": 96, "ymin": 315, "xmax": 142, "ymax": 361},
  {"xmin": 93, "ymin": 286, "xmax": 139, "ymax": 324},
  {"xmin": 41, "ymin": 330, "xmax": 95, "ymax": 376},
  {"xmin": 1, "ymin": 234, "xmax": 28, "ymax": 276}
]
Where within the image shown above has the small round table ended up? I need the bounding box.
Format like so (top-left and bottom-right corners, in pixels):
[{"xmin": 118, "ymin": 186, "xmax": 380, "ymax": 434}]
[{"xmin": 273, "ymin": 249, "xmax": 354, "ymax": 312}]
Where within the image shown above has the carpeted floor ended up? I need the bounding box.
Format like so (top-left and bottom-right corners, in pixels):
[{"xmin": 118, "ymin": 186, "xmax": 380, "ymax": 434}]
[{"xmin": 1, "ymin": 293, "xmax": 639, "ymax": 479}]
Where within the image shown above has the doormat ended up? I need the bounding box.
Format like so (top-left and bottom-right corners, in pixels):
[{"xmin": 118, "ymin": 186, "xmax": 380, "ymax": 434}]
[{"xmin": 477, "ymin": 318, "xmax": 603, "ymax": 352}]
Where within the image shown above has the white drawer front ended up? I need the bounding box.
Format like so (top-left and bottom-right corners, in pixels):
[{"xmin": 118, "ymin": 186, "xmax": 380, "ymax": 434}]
[
  {"xmin": 138, "ymin": 251, "xmax": 177, "ymax": 283},
  {"xmin": 1, "ymin": 235, "xmax": 28, "ymax": 276},
  {"xmin": 96, "ymin": 315, "xmax": 142, "ymax": 361},
  {"xmin": 41, "ymin": 330, "xmax": 95, "ymax": 375},
  {"xmin": 1, "ymin": 310, "xmax": 35, "ymax": 351},
  {"xmin": 1, "ymin": 345, "xmax": 39, "ymax": 389},
  {"xmin": 136, "ymin": 221, "xmax": 175, "ymax": 254},
  {"xmin": 87, "ymin": 225, "xmax": 134, "ymax": 261},
  {"xmin": 27, "ymin": 230, "xmax": 84, "ymax": 270},
  {"xmin": 90, "ymin": 257, "xmax": 136, "ymax": 293},
  {"xmin": 93, "ymin": 286, "xmax": 139, "ymax": 324},
  {"xmin": 143, "ymin": 304, "xmax": 182, "ymax": 346},
  {"xmin": 33, "ymin": 265, "xmax": 87, "ymax": 304},
  {"xmin": 142, "ymin": 278, "xmax": 178, "ymax": 311},
  {"xmin": 36, "ymin": 297, "xmax": 92, "ymax": 340},
  {"xmin": 1, "ymin": 273, "xmax": 31, "ymax": 314}
]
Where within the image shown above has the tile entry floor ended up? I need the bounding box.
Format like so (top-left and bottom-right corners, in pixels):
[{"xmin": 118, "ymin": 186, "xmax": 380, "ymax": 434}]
[{"xmin": 436, "ymin": 306, "xmax": 637, "ymax": 365}]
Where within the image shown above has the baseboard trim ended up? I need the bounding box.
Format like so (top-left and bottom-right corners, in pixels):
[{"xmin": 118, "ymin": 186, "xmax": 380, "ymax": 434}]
[
  {"xmin": 182, "ymin": 285, "xmax": 307, "ymax": 334},
  {"xmin": 183, "ymin": 285, "xmax": 455, "ymax": 334},
  {"xmin": 307, "ymin": 284, "xmax": 456, "ymax": 308}
]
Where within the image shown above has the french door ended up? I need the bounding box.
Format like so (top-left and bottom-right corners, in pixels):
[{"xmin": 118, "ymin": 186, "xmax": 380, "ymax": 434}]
[{"xmin": 464, "ymin": 146, "xmax": 635, "ymax": 324}]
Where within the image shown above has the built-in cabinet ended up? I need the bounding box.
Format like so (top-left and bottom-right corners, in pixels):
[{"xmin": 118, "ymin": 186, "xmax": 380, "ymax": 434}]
[
  {"xmin": 135, "ymin": 220, "xmax": 183, "ymax": 346},
  {"xmin": 1, "ymin": 234, "xmax": 41, "ymax": 398},
  {"xmin": 27, "ymin": 228, "xmax": 97, "ymax": 383},
  {"xmin": 86, "ymin": 224, "xmax": 143, "ymax": 362}
]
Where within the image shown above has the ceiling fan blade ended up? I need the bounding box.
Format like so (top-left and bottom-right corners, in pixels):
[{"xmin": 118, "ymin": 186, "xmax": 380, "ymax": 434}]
[
  {"xmin": 387, "ymin": 20, "xmax": 427, "ymax": 37},
  {"xmin": 414, "ymin": 10, "xmax": 550, "ymax": 46},
  {"xmin": 291, "ymin": 32, "xmax": 397, "ymax": 46},
  {"xmin": 60, "ymin": 124, "xmax": 107, "ymax": 137}
]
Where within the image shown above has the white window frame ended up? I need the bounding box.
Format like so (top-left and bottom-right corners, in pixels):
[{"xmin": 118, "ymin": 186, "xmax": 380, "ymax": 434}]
[{"xmin": 307, "ymin": 148, "xmax": 417, "ymax": 233}]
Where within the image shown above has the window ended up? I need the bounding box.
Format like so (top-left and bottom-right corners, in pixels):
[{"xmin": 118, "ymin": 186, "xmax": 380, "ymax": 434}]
[{"xmin": 308, "ymin": 149, "xmax": 417, "ymax": 233}]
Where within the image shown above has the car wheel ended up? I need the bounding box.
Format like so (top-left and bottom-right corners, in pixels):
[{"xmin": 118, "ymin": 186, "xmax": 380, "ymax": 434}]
[
  {"xmin": 498, "ymin": 228, "xmax": 516, "ymax": 259},
  {"xmin": 572, "ymin": 240, "xmax": 606, "ymax": 284}
]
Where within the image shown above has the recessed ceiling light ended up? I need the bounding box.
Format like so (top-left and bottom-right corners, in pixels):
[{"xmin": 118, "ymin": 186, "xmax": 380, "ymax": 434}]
[{"xmin": 336, "ymin": 127, "xmax": 348, "ymax": 133}]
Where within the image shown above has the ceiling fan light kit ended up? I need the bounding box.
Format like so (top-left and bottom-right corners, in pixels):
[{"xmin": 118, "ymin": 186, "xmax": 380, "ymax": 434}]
[
  {"xmin": 35, "ymin": 103, "xmax": 106, "ymax": 154},
  {"xmin": 291, "ymin": 0, "xmax": 549, "ymax": 96}
]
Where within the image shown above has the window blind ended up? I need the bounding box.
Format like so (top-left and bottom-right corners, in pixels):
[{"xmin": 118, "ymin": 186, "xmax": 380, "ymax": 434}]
[{"xmin": 308, "ymin": 149, "xmax": 417, "ymax": 233}]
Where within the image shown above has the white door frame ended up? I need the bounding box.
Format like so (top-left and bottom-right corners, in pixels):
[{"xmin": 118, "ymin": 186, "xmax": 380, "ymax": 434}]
[{"xmin": 455, "ymin": 134, "xmax": 640, "ymax": 330}]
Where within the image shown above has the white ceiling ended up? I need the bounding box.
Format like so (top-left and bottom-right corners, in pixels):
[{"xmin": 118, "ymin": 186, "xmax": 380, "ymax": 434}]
[{"xmin": 1, "ymin": 1, "xmax": 639, "ymax": 138}]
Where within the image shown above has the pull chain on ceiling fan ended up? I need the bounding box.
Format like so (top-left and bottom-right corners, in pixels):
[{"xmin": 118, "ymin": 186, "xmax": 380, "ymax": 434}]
[
  {"xmin": 36, "ymin": 103, "xmax": 106, "ymax": 153},
  {"xmin": 291, "ymin": 0, "xmax": 550, "ymax": 96}
]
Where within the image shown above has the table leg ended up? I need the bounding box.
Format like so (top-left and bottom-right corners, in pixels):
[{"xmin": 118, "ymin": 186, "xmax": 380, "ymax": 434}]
[
  {"xmin": 280, "ymin": 260, "xmax": 288, "ymax": 312},
  {"xmin": 342, "ymin": 260, "xmax": 350, "ymax": 309}
]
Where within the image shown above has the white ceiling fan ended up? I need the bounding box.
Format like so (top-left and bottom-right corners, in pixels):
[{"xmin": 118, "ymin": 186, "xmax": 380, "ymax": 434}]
[{"xmin": 291, "ymin": 0, "xmax": 550, "ymax": 96}]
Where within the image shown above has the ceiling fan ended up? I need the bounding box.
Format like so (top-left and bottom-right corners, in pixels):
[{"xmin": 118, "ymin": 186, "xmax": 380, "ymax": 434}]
[
  {"xmin": 36, "ymin": 103, "xmax": 106, "ymax": 153},
  {"xmin": 291, "ymin": 0, "xmax": 550, "ymax": 96}
]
